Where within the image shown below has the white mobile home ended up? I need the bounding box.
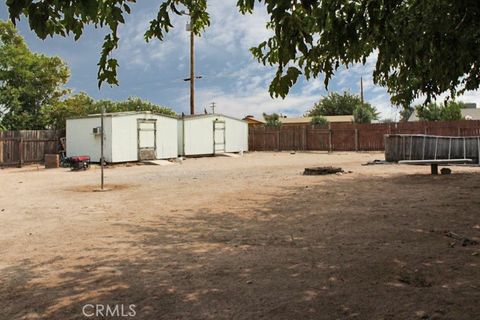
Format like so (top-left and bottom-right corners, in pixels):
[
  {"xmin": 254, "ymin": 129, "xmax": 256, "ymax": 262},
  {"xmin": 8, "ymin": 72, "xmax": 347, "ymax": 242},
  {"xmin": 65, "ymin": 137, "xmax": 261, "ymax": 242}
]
[
  {"xmin": 178, "ymin": 114, "xmax": 248, "ymax": 156},
  {"xmin": 66, "ymin": 112, "xmax": 178, "ymax": 163}
]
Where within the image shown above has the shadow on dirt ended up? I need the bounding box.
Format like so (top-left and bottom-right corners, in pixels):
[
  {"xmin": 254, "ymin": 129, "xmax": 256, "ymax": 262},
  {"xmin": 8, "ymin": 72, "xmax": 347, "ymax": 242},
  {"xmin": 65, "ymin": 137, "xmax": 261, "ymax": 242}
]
[{"xmin": 1, "ymin": 173, "xmax": 479, "ymax": 320}]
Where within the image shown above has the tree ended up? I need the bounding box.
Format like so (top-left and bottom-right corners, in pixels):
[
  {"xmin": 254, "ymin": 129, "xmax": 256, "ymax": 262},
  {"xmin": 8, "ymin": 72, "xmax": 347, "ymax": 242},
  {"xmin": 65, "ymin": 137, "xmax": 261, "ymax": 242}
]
[
  {"xmin": 415, "ymin": 101, "xmax": 464, "ymax": 121},
  {"xmin": 42, "ymin": 93, "xmax": 176, "ymax": 130},
  {"xmin": 263, "ymin": 112, "xmax": 281, "ymax": 128},
  {"xmin": 6, "ymin": 1, "xmax": 480, "ymax": 109},
  {"xmin": 307, "ymin": 92, "xmax": 379, "ymax": 123},
  {"xmin": 353, "ymin": 104, "xmax": 375, "ymax": 124},
  {"xmin": 41, "ymin": 92, "xmax": 95, "ymax": 130},
  {"xmin": 308, "ymin": 92, "xmax": 361, "ymax": 117},
  {"xmin": 441, "ymin": 101, "xmax": 464, "ymax": 121},
  {"xmin": 310, "ymin": 115, "xmax": 328, "ymax": 126},
  {"xmin": 0, "ymin": 20, "xmax": 70, "ymax": 130},
  {"xmin": 95, "ymin": 96, "xmax": 176, "ymax": 116}
]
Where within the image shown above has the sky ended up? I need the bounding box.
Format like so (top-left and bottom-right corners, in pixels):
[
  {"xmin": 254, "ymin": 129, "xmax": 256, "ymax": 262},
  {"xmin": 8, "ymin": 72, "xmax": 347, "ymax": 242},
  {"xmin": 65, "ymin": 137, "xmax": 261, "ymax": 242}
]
[{"xmin": 1, "ymin": 1, "xmax": 480, "ymax": 120}]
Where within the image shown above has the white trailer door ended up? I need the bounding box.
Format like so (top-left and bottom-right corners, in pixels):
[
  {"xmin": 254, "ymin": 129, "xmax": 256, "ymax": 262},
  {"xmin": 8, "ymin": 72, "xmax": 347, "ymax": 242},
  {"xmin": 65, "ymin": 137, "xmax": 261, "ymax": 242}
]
[
  {"xmin": 138, "ymin": 119, "xmax": 157, "ymax": 160},
  {"xmin": 213, "ymin": 120, "xmax": 226, "ymax": 154}
]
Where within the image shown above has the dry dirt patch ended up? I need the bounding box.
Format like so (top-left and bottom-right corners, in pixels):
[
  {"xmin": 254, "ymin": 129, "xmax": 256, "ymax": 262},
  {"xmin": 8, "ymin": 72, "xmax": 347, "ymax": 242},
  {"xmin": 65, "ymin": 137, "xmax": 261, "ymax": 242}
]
[{"xmin": 0, "ymin": 152, "xmax": 479, "ymax": 320}]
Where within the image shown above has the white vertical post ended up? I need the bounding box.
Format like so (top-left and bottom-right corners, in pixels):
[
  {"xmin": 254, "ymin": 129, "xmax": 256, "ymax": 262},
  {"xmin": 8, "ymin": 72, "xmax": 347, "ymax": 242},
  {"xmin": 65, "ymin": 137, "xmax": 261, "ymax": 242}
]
[
  {"xmin": 448, "ymin": 138, "xmax": 452, "ymax": 160},
  {"xmin": 101, "ymin": 106, "xmax": 105, "ymax": 190},
  {"xmin": 477, "ymin": 137, "xmax": 480, "ymax": 165}
]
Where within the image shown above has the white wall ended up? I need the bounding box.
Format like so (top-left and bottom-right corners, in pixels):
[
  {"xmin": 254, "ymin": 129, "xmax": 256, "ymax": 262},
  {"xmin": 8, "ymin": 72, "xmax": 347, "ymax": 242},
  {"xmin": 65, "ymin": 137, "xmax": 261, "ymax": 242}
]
[
  {"xmin": 183, "ymin": 116, "xmax": 215, "ymax": 155},
  {"xmin": 111, "ymin": 114, "xmax": 178, "ymax": 162},
  {"xmin": 66, "ymin": 117, "xmax": 113, "ymax": 162},
  {"xmin": 224, "ymin": 117, "xmax": 249, "ymax": 152},
  {"xmin": 177, "ymin": 119, "xmax": 184, "ymax": 156},
  {"xmin": 110, "ymin": 116, "xmax": 138, "ymax": 162},
  {"xmin": 153, "ymin": 115, "xmax": 178, "ymax": 159},
  {"xmin": 181, "ymin": 115, "xmax": 248, "ymax": 156}
]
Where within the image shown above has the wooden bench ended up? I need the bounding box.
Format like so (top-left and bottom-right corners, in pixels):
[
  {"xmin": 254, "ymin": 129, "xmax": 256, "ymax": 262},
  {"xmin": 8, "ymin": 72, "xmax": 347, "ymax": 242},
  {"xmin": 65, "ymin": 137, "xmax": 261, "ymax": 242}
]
[{"xmin": 399, "ymin": 159, "xmax": 472, "ymax": 174}]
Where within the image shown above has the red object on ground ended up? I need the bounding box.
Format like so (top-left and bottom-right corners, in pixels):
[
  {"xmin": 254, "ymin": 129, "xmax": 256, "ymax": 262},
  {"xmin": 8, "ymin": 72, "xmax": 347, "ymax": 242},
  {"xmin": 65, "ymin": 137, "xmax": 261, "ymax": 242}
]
[{"xmin": 69, "ymin": 156, "xmax": 90, "ymax": 162}]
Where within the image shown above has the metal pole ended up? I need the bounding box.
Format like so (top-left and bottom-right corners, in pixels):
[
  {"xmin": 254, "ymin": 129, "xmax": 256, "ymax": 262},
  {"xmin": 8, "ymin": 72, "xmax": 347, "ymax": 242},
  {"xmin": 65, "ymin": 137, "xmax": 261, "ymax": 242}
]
[
  {"xmin": 360, "ymin": 77, "xmax": 364, "ymax": 106},
  {"xmin": 477, "ymin": 137, "xmax": 480, "ymax": 164},
  {"xmin": 101, "ymin": 106, "xmax": 105, "ymax": 190},
  {"xmin": 190, "ymin": 19, "xmax": 195, "ymax": 115}
]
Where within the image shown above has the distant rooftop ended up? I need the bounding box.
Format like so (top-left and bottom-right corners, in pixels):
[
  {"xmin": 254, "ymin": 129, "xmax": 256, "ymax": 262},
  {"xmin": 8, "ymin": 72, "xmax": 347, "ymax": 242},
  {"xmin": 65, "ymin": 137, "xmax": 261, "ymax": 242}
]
[
  {"xmin": 280, "ymin": 115, "xmax": 354, "ymax": 124},
  {"xmin": 408, "ymin": 104, "xmax": 480, "ymax": 121}
]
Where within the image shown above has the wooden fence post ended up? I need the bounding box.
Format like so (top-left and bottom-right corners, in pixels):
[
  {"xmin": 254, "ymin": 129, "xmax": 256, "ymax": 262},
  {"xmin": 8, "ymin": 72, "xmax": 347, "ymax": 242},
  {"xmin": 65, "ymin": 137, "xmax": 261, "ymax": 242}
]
[
  {"xmin": 304, "ymin": 126, "xmax": 308, "ymax": 150},
  {"xmin": 277, "ymin": 130, "xmax": 280, "ymax": 151},
  {"xmin": 263, "ymin": 127, "xmax": 266, "ymax": 151},
  {"xmin": 18, "ymin": 137, "xmax": 24, "ymax": 168},
  {"xmin": 354, "ymin": 129, "xmax": 359, "ymax": 151},
  {"xmin": 251, "ymin": 128, "xmax": 254, "ymax": 151},
  {"xmin": 328, "ymin": 124, "xmax": 333, "ymax": 153}
]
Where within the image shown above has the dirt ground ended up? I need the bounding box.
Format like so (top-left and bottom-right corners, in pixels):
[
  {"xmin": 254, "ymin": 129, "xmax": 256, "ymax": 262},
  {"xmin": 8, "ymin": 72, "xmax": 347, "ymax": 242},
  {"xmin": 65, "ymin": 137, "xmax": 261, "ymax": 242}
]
[{"xmin": 0, "ymin": 152, "xmax": 479, "ymax": 320}]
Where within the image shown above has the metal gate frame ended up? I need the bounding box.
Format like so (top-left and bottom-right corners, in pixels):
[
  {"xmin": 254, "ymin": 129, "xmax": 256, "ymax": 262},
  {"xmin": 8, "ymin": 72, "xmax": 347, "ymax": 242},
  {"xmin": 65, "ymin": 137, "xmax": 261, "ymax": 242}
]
[
  {"xmin": 213, "ymin": 120, "xmax": 226, "ymax": 154},
  {"xmin": 137, "ymin": 119, "xmax": 157, "ymax": 160}
]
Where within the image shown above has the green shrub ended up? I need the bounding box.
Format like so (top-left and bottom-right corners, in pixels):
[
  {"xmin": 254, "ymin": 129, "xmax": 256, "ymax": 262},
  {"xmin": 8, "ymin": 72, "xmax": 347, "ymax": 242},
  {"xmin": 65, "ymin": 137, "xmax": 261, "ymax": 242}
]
[{"xmin": 311, "ymin": 115, "xmax": 329, "ymax": 126}]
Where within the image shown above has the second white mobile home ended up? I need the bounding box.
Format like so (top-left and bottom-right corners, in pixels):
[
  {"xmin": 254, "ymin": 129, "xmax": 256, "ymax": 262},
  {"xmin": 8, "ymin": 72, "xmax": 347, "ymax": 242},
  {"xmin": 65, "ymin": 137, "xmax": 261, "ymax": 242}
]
[{"xmin": 178, "ymin": 114, "xmax": 248, "ymax": 156}]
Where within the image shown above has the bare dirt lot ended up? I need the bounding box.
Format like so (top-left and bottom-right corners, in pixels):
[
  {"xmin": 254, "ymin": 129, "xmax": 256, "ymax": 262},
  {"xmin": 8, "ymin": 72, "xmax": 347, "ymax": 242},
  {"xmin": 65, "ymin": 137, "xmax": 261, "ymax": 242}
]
[{"xmin": 1, "ymin": 152, "xmax": 479, "ymax": 320}]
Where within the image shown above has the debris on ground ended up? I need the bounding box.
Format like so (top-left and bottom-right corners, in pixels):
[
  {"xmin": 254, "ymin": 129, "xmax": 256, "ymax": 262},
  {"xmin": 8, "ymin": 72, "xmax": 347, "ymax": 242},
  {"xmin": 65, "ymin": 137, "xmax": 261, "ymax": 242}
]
[
  {"xmin": 444, "ymin": 231, "xmax": 479, "ymax": 247},
  {"xmin": 441, "ymin": 168, "xmax": 452, "ymax": 175},
  {"xmin": 304, "ymin": 166, "xmax": 344, "ymax": 175},
  {"xmin": 362, "ymin": 159, "xmax": 392, "ymax": 166}
]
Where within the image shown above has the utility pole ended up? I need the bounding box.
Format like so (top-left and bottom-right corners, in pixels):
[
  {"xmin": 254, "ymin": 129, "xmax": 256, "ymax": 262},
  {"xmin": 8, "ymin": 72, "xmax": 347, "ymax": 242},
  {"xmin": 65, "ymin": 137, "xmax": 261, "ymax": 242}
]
[
  {"xmin": 182, "ymin": 11, "xmax": 202, "ymax": 115},
  {"xmin": 189, "ymin": 18, "xmax": 195, "ymax": 115},
  {"xmin": 210, "ymin": 102, "xmax": 216, "ymax": 114},
  {"xmin": 360, "ymin": 77, "xmax": 364, "ymax": 106}
]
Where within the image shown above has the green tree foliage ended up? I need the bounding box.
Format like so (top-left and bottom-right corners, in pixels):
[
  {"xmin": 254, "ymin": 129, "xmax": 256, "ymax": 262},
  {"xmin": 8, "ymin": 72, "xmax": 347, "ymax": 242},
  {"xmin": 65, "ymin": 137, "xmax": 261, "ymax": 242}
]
[
  {"xmin": 263, "ymin": 112, "xmax": 282, "ymax": 128},
  {"xmin": 0, "ymin": 20, "xmax": 70, "ymax": 130},
  {"xmin": 309, "ymin": 92, "xmax": 364, "ymax": 116},
  {"xmin": 42, "ymin": 93, "xmax": 176, "ymax": 130},
  {"xmin": 310, "ymin": 115, "xmax": 328, "ymax": 126},
  {"xmin": 353, "ymin": 104, "xmax": 376, "ymax": 124},
  {"xmin": 41, "ymin": 92, "xmax": 95, "ymax": 130},
  {"xmin": 307, "ymin": 92, "xmax": 379, "ymax": 124},
  {"xmin": 95, "ymin": 97, "xmax": 176, "ymax": 116},
  {"xmin": 441, "ymin": 101, "xmax": 464, "ymax": 121},
  {"xmin": 7, "ymin": 1, "xmax": 480, "ymax": 108},
  {"xmin": 415, "ymin": 101, "xmax": 464, "ymax": 122}
]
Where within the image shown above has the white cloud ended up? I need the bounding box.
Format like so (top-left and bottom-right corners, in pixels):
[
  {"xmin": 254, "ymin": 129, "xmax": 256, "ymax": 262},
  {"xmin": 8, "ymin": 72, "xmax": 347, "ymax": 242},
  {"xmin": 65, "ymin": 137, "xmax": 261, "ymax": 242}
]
[{"xmin": 175, "ymin": 86, "xmax": 319, "ymax": 119}]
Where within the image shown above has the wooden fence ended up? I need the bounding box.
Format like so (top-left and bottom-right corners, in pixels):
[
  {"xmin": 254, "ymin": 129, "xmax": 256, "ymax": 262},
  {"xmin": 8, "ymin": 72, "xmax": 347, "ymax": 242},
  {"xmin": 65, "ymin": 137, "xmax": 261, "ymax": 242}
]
[
  {"xmin": 0, "ymin": 130, "xmax": 63, "ymax": 167},
  {"xmin": 248, "ymin": 120, "xmax": 480, "ymax": 152}
]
